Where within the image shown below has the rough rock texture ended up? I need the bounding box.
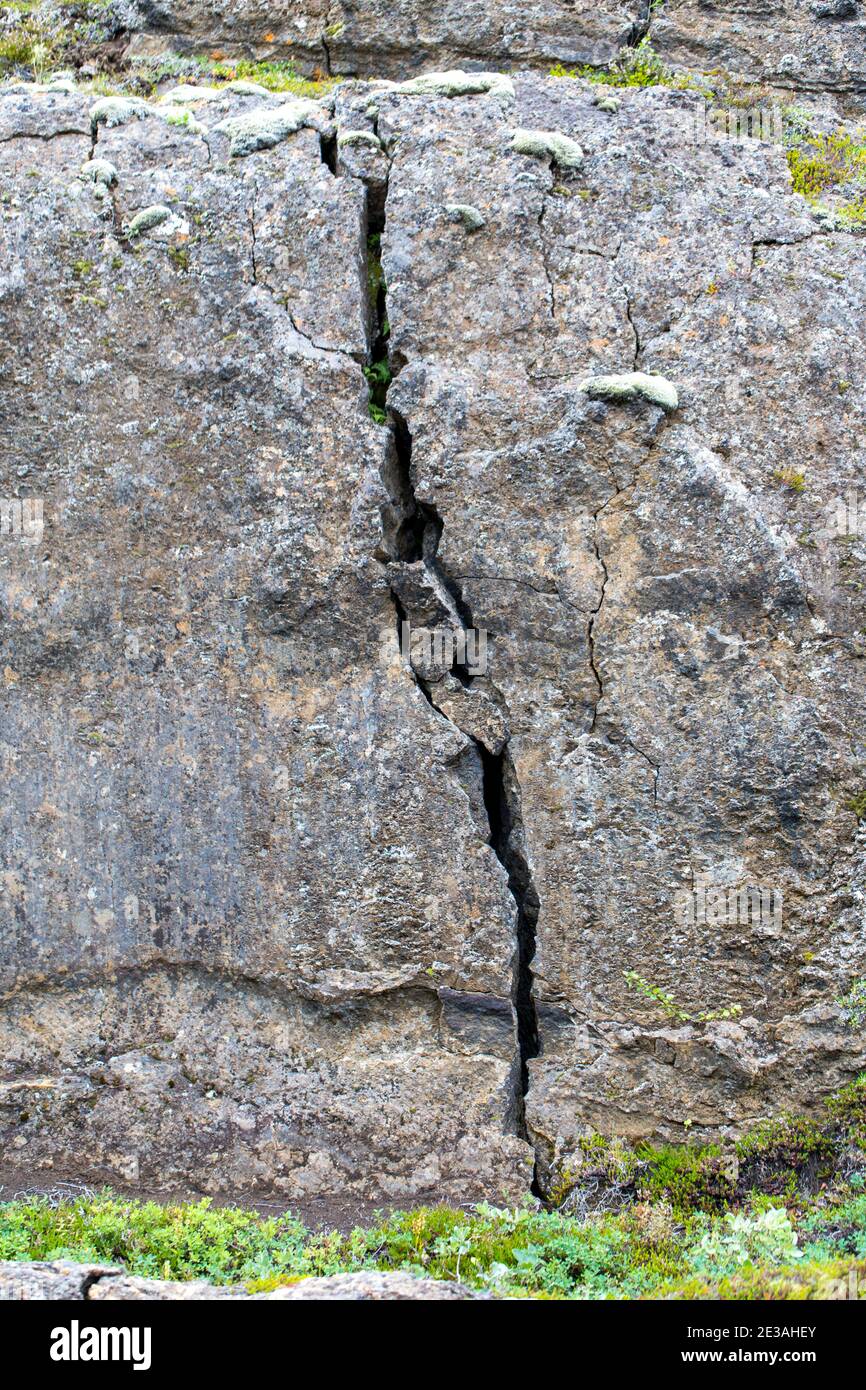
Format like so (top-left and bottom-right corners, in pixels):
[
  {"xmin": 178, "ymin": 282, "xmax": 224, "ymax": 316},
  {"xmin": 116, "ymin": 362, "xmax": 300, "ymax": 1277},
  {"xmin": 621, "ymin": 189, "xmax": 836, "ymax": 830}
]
[
  {"xmin": 652, "ymin": 1, "xmax": 866, "ymax": 104},
  {"xmin": 0, "ymin": 82, "xmax": 529, "ymax": 1204},
  {"xmin": 0, "ymin": 1259, "xmax": 480, "ymax": 1299},
  {"xmin": 125, "ymin": 2, "xmax": 866, "ymax": 105},
  {"xmin": 1, "ymin": 69, "xmax": 865, "ymax": 1206},
  {"xmin": 129, "ymin": 1, "xmax": 641, "ymax": 77}
]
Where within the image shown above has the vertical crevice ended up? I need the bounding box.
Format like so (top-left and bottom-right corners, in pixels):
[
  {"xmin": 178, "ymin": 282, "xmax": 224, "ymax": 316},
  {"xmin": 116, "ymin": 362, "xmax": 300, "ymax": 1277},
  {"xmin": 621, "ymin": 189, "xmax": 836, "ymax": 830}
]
[
  {"xmin": 361, "ymin": 173, "xmax": 542, "ymax": 1162},
  {"xmin": 362, "ymin": 171, "xmax": 541, "ymax": 1167},
  {"xmin": 319, "ymin": 130, "xmax": 338, "ymax": 175},
  {"xmin": 626, "ymin": 0, "xmax": 653, "ymax": 47}
]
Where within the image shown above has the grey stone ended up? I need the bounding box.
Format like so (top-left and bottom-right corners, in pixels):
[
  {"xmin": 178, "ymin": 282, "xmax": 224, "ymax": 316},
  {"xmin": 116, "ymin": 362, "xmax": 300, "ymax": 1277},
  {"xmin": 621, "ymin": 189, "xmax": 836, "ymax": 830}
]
[{"xmin": 0, "ymin": 67, "xmax": 864, "ymax": 1213}]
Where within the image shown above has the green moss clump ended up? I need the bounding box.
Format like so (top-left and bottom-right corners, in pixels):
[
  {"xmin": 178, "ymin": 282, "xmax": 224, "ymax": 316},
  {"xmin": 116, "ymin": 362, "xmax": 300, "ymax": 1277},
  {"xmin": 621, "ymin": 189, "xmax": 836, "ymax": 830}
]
[
  {"xmin": 656, "ymin": 1256, "xmax": 866, "ymax": 1300},
  {"xmin": 848, "ymin": 791, "xmax": 866, "ymax": 820},
  {"xmin": 787, "ymin": 131, "xmax": 866, "ymax": 199},
  {"xmin": 200, "ymin": 58, "xmax": 337, "ymax": 97},
  {"xmin": 825, "ymin": 1075, "xmax": 866, "ymax": 1149},
  {"xmin": 638, "ymin": 1144, "xmax": 736, "ymax": 1216},
  {"xmin": 550, "ymin": 39, "xmax": 698, "ymax": 92}
]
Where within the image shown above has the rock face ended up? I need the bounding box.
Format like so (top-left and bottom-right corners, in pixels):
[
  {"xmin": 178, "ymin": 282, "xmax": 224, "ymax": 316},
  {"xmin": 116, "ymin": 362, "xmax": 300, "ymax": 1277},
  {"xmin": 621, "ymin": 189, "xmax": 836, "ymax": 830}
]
[
  {"xmin": 0, "ymin": 1259, "xmax": 481, "ymax": 1299},
  {"xmin": 126, "ymin": 2, "xmax": 866, "ymax": 104},
  {"xmin": 653, "ymin": 1, "xmax": 866, "ymax": 103},
  {"xmin": 130, "ymin": 1, "xmax": 641, "ymax": 78},
  {"xmin": 0, "ymin": 68, "xmax": 865, "ymax": 1206}
]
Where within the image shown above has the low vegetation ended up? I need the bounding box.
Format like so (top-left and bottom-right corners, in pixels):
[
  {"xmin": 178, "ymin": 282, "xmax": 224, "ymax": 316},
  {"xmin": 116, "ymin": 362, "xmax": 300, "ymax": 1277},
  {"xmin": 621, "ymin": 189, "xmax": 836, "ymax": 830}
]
[
  {"xmin": 550, "ymin": 38, "xmax": 696, "ymax": 91},
  {"xmin": 785, "ymin": 125, "xmax": 866, "ymax": 228},
  {"xmin": 2, "ymin": 1079, "xmax": 865, "ymax": 1299}
]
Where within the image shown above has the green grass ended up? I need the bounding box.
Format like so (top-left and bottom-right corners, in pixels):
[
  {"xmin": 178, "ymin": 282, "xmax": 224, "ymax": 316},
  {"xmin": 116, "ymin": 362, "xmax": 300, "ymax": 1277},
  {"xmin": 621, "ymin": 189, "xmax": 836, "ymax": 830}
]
[
  {"xmin": 3, "ymin": 1185, "xmax": 866, "ymax": 1299},
  {"xmin": 3, "ymin": 1081, "xmax": 866, "ymax": 1299},
  {"xmin": 550, "ymin": 39, "xmax": 700, "ymax": 91},
  {"xmin": 195, "ymin": 56, "xmax": 338, "ymax": 97}
]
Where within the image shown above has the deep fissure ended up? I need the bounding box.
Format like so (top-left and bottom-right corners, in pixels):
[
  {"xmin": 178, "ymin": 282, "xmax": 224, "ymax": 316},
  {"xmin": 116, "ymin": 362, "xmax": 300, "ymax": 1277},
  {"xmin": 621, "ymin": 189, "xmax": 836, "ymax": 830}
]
[{"xmin": 363, "ymin": 177, "xmax": 541, "ymax": 1153}]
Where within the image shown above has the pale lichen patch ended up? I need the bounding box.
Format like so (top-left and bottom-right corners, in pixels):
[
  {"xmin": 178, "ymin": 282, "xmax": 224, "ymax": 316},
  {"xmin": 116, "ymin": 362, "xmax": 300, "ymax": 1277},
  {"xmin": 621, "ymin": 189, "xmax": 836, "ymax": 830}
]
[
  {"xmin": 79, "ymin": 158, "xmax": 117, "ymax": 187},
  {"xmin": 214, "ymin": 99, "xmax": 330, "ymax": 157},
  {"xmin": 445, "ymin": 203, "xmax": 486, "ymax": 231},
  {"xmin": 512, "ymin": 128, "xmax": 584, "ymax": 170},
  {"xmin": 337, "ymin": 130, "xmax": 382, "ymax": 150},
  {"xmin": 578, "ymin": 371, "xmax": 679, "ymax": 412},
  {"xmin": 393, "ymin": 70, "xmax": 514, "ymax": 101},
  {"xmin": 125, "ymin": 204, "xmax": 188, "ymax": 241},
  {"xmin": 89, "ymin": 96, "xmax": 149, "ymax": 134}
]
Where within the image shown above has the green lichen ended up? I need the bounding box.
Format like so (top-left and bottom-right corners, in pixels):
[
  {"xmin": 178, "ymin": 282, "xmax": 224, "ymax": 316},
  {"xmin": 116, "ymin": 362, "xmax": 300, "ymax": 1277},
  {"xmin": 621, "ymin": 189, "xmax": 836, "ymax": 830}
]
[
  {"xmin": 394, "ymin": 69, "xmax": 514, "ymax": 101},
  {"xmin": 79, "ymin": 157, "xmax": 116, "ymax": 187},
  {"xmin": 593, "ymin": 93, "xmax": 621, "ymax": 113},
  {"xmin": 159, "ymin": 105, "xmax": 207, "ymax": 135},
  {"xmin": 337, "ymin": 129, "xmax": 381, "ymax": 150},
  {"xmin": 89, "ymin": 95, "xmax": 148, "ymax": 133},
  {"xmin": 445, "ymin": 203, "xmax": 485, "ymax": 232},
  {"xmin": 578, "ymin": 371, "xmax": 679, "ymax": 412},
  {"xmin": 512, "ymin": 127, "xmax": 584, "ymax": 170},
  {"xmin": 126, "ymin": 204, "xmax": 171, "ymax": 238},
  {"xmin": 847, "ymin": 790, "xmax": 866, "ymax": 820},
  {"xmin": 214, "ymin": 99, "xmax": 325, "ymax": 158}
]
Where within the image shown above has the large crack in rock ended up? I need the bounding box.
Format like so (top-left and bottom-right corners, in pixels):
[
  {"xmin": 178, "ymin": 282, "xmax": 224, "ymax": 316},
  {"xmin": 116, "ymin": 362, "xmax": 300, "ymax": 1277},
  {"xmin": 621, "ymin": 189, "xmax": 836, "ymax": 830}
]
[{"xmin": 1, "ymin": 72, "xmax": 865, "ymax": 1207}]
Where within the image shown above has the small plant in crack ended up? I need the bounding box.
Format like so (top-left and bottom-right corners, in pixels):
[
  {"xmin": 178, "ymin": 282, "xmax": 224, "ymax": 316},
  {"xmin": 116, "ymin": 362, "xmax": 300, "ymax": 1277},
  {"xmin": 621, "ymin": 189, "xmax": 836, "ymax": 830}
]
[
  {"xmin": 365, "ymin": 226, "xmax": 391, "ymax": 425},
  {"xmin": 623, "ymin": 970, "xmax": 743, "ymax": 1024},
  {"xmin": 838, "ymin": 979, "xmax": 866, "ymax": 1030}
]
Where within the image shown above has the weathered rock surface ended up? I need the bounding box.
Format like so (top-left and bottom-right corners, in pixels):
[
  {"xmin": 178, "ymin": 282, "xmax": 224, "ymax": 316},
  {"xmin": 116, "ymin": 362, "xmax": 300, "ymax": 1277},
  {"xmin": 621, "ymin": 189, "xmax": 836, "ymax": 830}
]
[
  {"xmin": 0, "ymin": 1259, "xmax": 480, "ymax": 1299},
  {"xmin": 1, "ymin": 68, "xmax": 865, "ymax": 1206},
  {"xmin": 125, "ymin": 2, "xmax": 866, "ymax": 105},
  {"xmin": 129, "ymin": 1, "xmax": 641, "ymax": 78},
  {"xmin": 652, "ymin": 0, "xmax": 866, "ymax": 104}
]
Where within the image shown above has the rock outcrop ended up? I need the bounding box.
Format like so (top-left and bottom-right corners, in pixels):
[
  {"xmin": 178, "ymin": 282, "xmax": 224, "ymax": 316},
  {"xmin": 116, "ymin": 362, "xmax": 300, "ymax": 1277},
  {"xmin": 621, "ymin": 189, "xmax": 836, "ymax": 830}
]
[
  {"xmin": 653, "ymin": 0, "xmax": 866, "ymax": 104},
  {"xmin": 129, "ymin": 1, "xmax": 641, "ymax": 79},
  {"xmin": 125, "ymin": 2, "xmax": 866, "ymax": 104},
  {"xmin": 0, "ymin": 66, "xmax": 864, "ymax": 1206}
]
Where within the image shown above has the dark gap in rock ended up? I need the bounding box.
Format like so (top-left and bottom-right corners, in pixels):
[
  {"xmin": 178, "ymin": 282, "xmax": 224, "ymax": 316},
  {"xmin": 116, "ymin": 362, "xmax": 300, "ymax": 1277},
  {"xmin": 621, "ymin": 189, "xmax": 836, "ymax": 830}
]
[
  {"xmin": 363, "ymin": 191, "xmax": 392, "ymax": 425},
  {"xmin": 369, "ymin": 162, "xmax": 541, "ymax": 1175},
  {"xmin": 319, "ymin": 131, "xmax": 338, "ymax": 174},
  {"xmin": 479, "ymin": 746, "xmax": 541, "ymax": 1116},
  {"xmin": 626, "ymin": 0, "xmax": 652, "ymax": 46}
]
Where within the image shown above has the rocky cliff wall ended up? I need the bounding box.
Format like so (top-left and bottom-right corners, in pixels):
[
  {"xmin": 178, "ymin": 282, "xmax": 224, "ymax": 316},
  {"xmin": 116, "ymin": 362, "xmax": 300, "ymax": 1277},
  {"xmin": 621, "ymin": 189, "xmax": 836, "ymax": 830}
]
[
  {"xmin": 125, "ymin": 1, "xmax": 866, "ymax": 103},
  {"xmin": 0, "ymin": 62, "xmax": 864, "ymax": 1204}
]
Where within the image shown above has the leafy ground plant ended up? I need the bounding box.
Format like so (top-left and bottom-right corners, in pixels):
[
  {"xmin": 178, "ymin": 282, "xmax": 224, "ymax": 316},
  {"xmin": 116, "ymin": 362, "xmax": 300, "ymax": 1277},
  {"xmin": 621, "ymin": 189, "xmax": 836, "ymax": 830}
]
[{"xmin": 3, "ymin": 1081, "xmax": 866, "ymax": 1299}]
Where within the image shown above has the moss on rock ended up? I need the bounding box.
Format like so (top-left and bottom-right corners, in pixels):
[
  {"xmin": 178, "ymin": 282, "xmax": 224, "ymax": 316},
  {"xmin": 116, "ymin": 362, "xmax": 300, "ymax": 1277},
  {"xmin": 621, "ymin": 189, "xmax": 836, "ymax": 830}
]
[
  {"xmin": 512, "ymin": 128, "xmax": 584, "ymax": 170},
  {"xmin": 214, "ymin": 99, "xmax": 327, "ymax": 158},
  {"xmin": 578, "ymin": 371, "xmax": 679, "ymax": 412}
]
